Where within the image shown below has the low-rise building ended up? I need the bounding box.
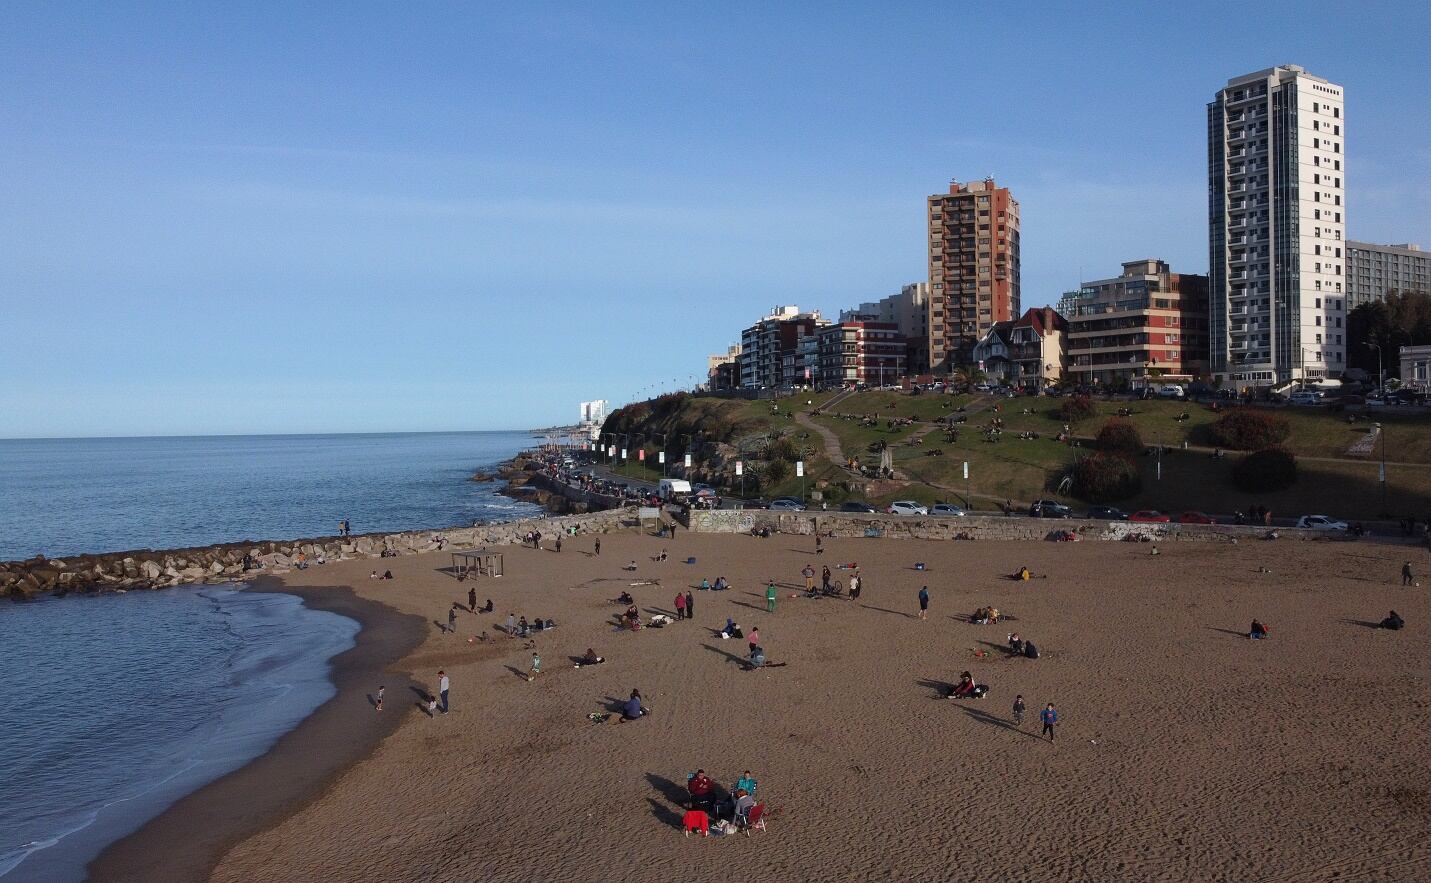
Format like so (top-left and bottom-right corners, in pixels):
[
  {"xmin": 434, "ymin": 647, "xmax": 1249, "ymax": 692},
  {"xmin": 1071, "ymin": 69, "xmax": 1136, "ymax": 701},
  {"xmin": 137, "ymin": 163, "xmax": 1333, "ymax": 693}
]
[
  {"xmin": 1399, "ymin": 345, "xmax": 1431, "ymax": 388},
  {"xmin": 840, "ymin": 282, "xmax": 930, "ymax": 374},
  {"xmin": 1066, "ymin": 259, "xmax": 1208, "ymax": 387},
  {"xmin": 816, "ymin": 320, "xmax": 907, "ymax": 388},
  {"xmin": 970, "ymin": 307, "xmax": 1067, "ymax": 390}
]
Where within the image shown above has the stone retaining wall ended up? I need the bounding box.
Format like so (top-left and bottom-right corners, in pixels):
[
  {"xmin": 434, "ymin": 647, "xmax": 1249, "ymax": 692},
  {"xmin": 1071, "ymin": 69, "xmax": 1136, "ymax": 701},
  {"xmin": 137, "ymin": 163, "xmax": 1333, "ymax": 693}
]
[
  {"xmin": 1, "ymin": 508, "xmax": 637, "ymax": 600},
  {"xmin": 686, "ymin": 510, "xmax": 1345, "ymax": 544}
]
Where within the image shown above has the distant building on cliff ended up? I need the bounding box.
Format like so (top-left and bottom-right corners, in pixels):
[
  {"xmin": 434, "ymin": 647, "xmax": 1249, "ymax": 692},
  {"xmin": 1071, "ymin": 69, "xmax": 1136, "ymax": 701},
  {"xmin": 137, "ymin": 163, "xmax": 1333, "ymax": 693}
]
[
  {"xmin": 816, "ymin": 319, "xmax": 907, "ymax": 388},
  {"xmin": 578, "ymin": 400, "xmax": 608, "ymax": 441},
  {"xmin": 970, "ymin": 307, "xmax": 1067, "ymax": 391},
  {"xmin": 706, "ymin": 344, "xmax": 741, "ymax": 390},
  {"xmin": 1066, "ymin": 259, "xmax": 1208, "ymax": 387}
]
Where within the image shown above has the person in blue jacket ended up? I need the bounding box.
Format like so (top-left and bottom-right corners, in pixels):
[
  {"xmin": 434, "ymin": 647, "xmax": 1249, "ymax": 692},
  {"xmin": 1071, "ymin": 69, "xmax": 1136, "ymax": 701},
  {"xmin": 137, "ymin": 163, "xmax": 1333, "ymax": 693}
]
[{"xmin": 1040, "ymin": 703, "xmax": 1058, "ymax": 742}]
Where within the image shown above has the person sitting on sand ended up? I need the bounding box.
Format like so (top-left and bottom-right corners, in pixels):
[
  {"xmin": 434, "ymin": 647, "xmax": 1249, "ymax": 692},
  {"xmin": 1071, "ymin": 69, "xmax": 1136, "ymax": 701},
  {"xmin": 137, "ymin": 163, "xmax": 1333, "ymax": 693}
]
[
  {"xmin": 382, "ymin": 570, "xmax": 393, "ymax": 580},
  {"xmin": 1381, "ymin": 611, "xmax": 1405, "ymax": 631},
  {"xmin": 579, "ymin": 648, "xmax": 605, "ymax": 665},
  {"xmin": 714, "ymin": 577, "xmax": 728, "ymax": 591},
  {"xmin": 951, "ymin": 671, "xmax": 978, "ymax": 698},
  {"xmin": 516, "ymin": 616, "xmax": 530, "ymax": 637},
  {"xmin": 620, "ymin": 689, "xmax": 647, "ymax": 722},
  {"xmin": 480, "ymin": 599, "xmax": 494, "ymax": 613},
  {"xmin": 1249, "ymin": 620, "xmax": 1269, "ymax": 639},
  {"xmin": 624, "ymin": 561, "xmax": 639, "ymax": 571},
  {"xmin": 1008, "ymin": 632, "xmax": 1024, "ymax": 655},
  {"xmin": 701, "ymin": 578, "xmax": 710, "ymax": 591},
  {"xmin": 618, "ymin": 591, "xmax": 634, "ymax": 605},
  {"xmin": 1014, "ymin": 566, "xmax": 1031, "ymax": 581},
  {"xmin": 369, "ymin": 570, "xmax": 379, "ymax": 579}
]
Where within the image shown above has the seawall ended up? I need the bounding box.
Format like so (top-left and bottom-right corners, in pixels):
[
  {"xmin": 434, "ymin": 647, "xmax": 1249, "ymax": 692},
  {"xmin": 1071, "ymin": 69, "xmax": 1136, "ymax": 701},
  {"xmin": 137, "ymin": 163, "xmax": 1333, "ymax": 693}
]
[
  {"xmin": 1, "ymin": 508, "xmax": 636, "ymax": 601},
  {"xmin": 684, "ymin": 510, "xmax": 1371, "ymax": 544}
]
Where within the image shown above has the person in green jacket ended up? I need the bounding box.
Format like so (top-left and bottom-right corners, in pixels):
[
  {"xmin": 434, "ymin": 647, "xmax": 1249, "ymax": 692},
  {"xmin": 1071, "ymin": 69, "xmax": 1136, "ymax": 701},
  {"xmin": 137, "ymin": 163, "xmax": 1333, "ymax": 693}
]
[{"xmin": 766, "ymin": 581, "xmax": 777, "ymax": 613}]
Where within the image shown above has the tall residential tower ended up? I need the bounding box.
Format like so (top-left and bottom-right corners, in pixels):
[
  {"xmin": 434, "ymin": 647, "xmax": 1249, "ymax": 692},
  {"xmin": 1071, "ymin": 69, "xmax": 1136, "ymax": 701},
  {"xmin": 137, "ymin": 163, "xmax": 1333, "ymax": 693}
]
[
  {"xmin": 1208, "ymin": 65, "xmax": 1346, "ymax": 386},
  {"xmin": 927, "ymin": 178, "xmax": 1020, "ymax": 373}
]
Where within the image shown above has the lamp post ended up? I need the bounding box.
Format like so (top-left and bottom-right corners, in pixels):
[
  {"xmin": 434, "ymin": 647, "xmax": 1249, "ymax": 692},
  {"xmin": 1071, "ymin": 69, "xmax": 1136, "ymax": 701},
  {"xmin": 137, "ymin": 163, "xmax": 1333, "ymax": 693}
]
[
  {"xmin": 1369, "ymin": 342, "xmax": 1385, "ymax": 394},
  {"xmin": 1376, "ymin": 421, "xmax": 1387, "ymax": 516}
]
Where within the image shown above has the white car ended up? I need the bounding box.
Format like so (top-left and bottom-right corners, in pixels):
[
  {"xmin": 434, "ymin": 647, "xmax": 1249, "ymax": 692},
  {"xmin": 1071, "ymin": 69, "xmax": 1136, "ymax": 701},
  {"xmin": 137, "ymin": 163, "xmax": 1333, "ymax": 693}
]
[
  {"xmin": 887, "ymin": 500, "xmax": 929, "ymax": 516},
  {"xmin": 930, "ymin": 503, "xmax": 966, "ymax": 516},
  {"xmin": 1295, "ymin": 515, "xmax": 1348, "ymax": 530}
]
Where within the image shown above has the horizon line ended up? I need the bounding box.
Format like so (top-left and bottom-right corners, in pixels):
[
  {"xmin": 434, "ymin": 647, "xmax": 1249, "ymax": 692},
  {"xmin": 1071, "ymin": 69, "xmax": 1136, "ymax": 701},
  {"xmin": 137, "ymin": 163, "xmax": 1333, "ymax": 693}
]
[{"xmin": 0, "ymin": 427, "xmax": 585, "ymax": 443}]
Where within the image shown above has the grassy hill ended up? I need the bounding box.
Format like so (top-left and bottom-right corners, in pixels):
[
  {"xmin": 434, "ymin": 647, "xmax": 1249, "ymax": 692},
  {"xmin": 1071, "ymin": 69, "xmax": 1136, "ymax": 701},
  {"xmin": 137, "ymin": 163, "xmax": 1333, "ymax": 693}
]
[{"xmin": 603, "ymin": 389, "xmax": 1431, "ymax": 520}]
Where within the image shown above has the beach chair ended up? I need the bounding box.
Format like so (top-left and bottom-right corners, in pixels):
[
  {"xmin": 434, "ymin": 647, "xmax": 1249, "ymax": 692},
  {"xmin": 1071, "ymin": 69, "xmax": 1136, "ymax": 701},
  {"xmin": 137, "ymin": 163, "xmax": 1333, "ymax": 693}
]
[{"xmin": 739, "ymin": 803, "xmax": 767, "ymax": 836}]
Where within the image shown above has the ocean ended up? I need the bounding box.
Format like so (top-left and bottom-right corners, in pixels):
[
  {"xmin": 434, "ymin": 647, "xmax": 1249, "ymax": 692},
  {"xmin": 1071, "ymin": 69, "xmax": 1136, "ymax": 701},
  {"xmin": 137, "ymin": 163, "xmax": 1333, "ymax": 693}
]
[
  {"xmin": 0, "ymin": 430, "xmax": 542, "ymax": 561},
  {"xmin": 0, "ymin": 431, "xmax": 542, "ymax": 881}
]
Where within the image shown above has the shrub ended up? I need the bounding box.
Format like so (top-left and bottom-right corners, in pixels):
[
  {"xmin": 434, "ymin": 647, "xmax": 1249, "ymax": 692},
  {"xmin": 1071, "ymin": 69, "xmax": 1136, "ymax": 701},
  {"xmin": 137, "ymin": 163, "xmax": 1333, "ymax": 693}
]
[
  {"xmin": 1059, "ymin": 395, "xmax": 1096, "ymax": 423},
  {"xmin": 763, "ymin": 458, "xmax": 790, "ymax": 485},
  {"xmin": 1208, "ymin": 410, "xmax": 1290, "ymax": 450},
  {"xmin": 1070, "ymin": 453, "xmax": 1142, "ymax": 502},
  {"xmin": 1232, "ymin": 446, "xmax": 1297, "ymax": 493},
  {"xmin": 1096, "ymin": 419, "xmax": 1144, "ymax": 457}
]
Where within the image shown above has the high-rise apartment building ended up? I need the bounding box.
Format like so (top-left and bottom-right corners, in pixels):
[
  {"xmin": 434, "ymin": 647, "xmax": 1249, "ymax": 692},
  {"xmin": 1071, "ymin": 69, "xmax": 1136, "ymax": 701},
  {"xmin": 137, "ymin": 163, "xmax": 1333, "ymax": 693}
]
[
  {"xmin": 1208, "ymin": 65, "xmax": 1346, "ymax": 385},
  {"xmin": 927, "ymin": 179, "xmax": 1020, "ymax": 373},
  {"xmin": 1347, "ymin": 242, "xmax": 1431, "ymax": 307}
]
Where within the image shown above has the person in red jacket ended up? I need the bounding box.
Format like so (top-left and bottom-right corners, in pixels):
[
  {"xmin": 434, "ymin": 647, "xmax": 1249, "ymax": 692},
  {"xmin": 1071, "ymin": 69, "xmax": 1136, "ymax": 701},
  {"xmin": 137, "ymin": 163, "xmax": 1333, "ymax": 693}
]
[{"xmin": 688, "ymin": 770, "xmax": 715, "ymax": 813}]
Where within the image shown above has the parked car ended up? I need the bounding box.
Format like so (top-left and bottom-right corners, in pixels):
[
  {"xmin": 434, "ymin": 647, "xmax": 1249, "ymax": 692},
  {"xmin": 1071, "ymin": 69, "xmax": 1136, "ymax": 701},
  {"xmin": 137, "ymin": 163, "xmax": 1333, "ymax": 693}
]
[
  {"xmin": 769, "ymin": 498, "xmax": 806, "ymax": 511},
  {"xmin": 1029, "ymin": 500, "xmax": 1073, "ymax": 518},
  {"xmin": 887, "ymin": 500, "xmax": 929, "ymax": 516},
  {"xmin": 930, "ymin": 503, "xmax": 966, "ymax": 516},
  {"xmin": 1129, "ymin": 510, "xmax": 1172, "ymax": 523},
  {"xmin": 840, "ymin": 501, "xmax": 878, "ymax": 513},
  {"xmin": 1296, "ymin": 514, "xmax": 1349, "ymax": 530},
  {"xmin": 1157, "ymin": 384, "xmax": 1186, "ymax": 399},
  {"xmin": 1178, "ymin": 511, "xmax": 1217, "ymax": 524},
  {"xmin": 1086, "ymin": 506, "xmax": 1128, "ymax": 520},
  {"xmin": 1288, "ymin": 390, "xmax": 1324, "ymax": 405}
]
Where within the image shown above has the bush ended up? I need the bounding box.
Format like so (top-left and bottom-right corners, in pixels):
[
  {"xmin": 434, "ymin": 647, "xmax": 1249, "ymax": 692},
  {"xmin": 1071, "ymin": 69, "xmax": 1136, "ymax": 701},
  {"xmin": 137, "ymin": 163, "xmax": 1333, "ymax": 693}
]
[
  {"xmin": 1096, "ymin": 419, "xmax": 1144, "ymax": 457},
  {"xmin": 1209, "ymin": 410, "xmax": 1290, "ymax": 450},
  {"xmin": 1059, "ymin": 395, "xmax": 1096, "ymax": 423},
  {"xmin": 1070, "ymin": 453, "xmax": 1142, "ymax": 502},
  {"xmin": 1232, "ymin": 446, "xmax": 1297, "ymax": 493},
  {"xmin": 763, "ymin": 458, "xmax": 790, "ymax": 485}
]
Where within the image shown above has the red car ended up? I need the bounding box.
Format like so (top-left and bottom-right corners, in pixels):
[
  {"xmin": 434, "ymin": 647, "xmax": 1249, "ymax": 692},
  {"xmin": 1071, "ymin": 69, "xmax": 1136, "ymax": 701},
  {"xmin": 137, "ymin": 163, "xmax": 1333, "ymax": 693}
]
[
  {"xmin": 1178, "ymin": 511, "xmax": 1216, "ymax": 524},
  {"xmin": 1128, "ymin": 510, "xmax": 1171, "ymax": 523}
]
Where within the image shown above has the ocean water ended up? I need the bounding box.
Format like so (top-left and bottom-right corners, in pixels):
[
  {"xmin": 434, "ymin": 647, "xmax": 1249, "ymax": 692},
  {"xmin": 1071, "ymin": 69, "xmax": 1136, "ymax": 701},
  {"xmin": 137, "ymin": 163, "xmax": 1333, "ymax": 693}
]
[
  {"xmin": 0, "ymin": 585, "xmax": 360, "ymax": 882},
  {"xmin": 0, "ymin": 431, "xmax": 543, "ymax": 561}
]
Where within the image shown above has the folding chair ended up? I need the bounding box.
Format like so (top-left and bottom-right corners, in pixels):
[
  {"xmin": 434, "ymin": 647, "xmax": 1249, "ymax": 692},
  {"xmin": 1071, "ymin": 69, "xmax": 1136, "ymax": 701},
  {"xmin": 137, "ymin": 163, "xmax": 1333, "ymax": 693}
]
[{"xmin": 739, "ymin": 802, "xmax": 767, "ymax": 836}]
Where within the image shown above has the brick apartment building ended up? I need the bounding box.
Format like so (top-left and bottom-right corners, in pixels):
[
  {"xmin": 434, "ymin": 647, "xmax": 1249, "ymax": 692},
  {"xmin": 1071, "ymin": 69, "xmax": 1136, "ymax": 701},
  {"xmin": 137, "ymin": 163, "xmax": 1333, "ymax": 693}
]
[
  {"xmin": 1065, "ymin": 259, "xmax": 1209, "ymax": 387},
  {"xmin": 927, "ymin": 178, "xmax": 1021, "ymax": 373}
]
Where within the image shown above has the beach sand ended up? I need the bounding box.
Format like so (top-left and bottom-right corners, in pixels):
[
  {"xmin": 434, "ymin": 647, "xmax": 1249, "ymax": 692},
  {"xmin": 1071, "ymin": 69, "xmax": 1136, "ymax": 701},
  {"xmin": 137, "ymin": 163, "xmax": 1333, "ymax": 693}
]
[{"xmin": 110, "ymin": 530, "xmax": 1431, "ymax": 881}]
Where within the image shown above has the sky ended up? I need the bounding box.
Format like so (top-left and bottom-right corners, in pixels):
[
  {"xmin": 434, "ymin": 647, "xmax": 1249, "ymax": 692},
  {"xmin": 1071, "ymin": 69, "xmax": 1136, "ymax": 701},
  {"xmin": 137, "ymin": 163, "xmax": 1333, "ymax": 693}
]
[{"xmin": 2, "ymin": 1, "xmax": 1427, "ymax": 437}]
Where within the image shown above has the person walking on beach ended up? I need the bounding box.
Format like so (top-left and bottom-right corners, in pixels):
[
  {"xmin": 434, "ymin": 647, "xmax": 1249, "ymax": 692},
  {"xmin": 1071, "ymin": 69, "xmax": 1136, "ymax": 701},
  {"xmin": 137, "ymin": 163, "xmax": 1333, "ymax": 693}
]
[
  {"xmin": 375, "ymin": 685, "xmax": 384, "ymax": 713},
  {"xmin": 1040, "ymin": 703, "xmax": 1057, "ymax": 741},
  {"xmin": 1403, "ymin": 561, "xmax": 1415, "ymax": 586},
  {"xmin": 468, "ymin": 587, "xmax": 477, "ymax": 613},
  {"xmin": 766, "ymin": 581, "xmax": 777, "ymax": 613},
  {"xmin": 674, "ymin": 591, "xmax": 687, "ymax": 621},
  {"xmin": 802, "ymin": 564, "xmax": 816, "ymax": 594},
  {"xmin": 917, "ymin": 585, "xmax": 929, "ymax": 620},
  {"xmin": 595, "ymin": 538, "xmax": 601, "ymax": 556},
  {"xmin": 747, "ymin": 626, "xmax": 760, "ymax": 656},
  {"xmin": 528, "ymin": 652, "xmax": 541, "ymax": 682},
  {"xmin": 815, "ymin": 534, "xmax": 823, "ymax": 556},
  {"xmin": 555, "ymin": 535, "xmax": 562, "ymax": 553},
  {"xmin": 438, "ymin": 670, "xmax": 450, "ymax": 714},
  {"xmin": 1012, "ymin": 694, "xmax": 1025, "ymax": 726},
  {"xmin": 447, "ymin": 607, "xmax": 458, "ymax": 633},
  {"xmin": 684, "ymin": 590, "xmax": 694, "ymax": 620}
]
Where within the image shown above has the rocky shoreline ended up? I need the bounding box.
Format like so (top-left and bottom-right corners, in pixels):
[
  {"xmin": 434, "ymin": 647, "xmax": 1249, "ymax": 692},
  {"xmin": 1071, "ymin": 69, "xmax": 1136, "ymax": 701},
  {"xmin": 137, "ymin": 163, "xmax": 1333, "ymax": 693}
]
[{"xmin": 0, "ymin": 507, "xmax": 634, "ymax": 601}]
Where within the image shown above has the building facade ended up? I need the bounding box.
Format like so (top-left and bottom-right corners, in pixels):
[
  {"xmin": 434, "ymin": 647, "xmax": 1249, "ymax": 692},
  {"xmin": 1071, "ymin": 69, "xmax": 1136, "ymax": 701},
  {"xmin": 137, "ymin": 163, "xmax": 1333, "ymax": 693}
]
[
  {"xmin": 1208, "ymin": 64, "xmax": 1347, "ymax": 385},
  {"xmin": 970, "ymin": 307, "xmax": 1067, "ymax": 390},
  {"xmin": 706, "ymin": 344, "xmax": 741, "ymax": 385},
  {"xmin": 927, "ymin": 179, "xmax": 1021, "ymax": 373},
  {"xmin": 738, "ymin": 306, "xmax": 827, "ymax": 389},
  {"xmin": 1066, "ymin": 260, "xmax": 1209, "ymax": 387},
  {"xmin": 1400, "ymin": 345, "xmax": 1431, "ymax": 388},
  {"xmin": 815, "ymin": 320, "xmax": 907, "ymax": 389},
  {"xmin": 1347, "ymin": 242, "xmax": 1431, "ymax": 307},
  {"xmin": 840, "ymin": 282, "xmax": 931, "ymax": 374}
]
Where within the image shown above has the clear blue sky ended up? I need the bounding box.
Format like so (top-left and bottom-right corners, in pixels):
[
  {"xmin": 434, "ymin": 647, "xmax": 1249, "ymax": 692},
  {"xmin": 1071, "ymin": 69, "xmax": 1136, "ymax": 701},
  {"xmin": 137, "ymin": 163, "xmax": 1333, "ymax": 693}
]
[{"xmin": 2, "ymin": 2, "xmax": 1426, "ymax": 437}]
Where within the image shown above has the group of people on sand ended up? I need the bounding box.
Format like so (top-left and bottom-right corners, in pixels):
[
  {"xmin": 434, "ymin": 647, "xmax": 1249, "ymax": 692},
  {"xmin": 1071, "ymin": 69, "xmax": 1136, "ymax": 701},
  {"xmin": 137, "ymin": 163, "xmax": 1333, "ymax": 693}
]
[
  {"xmin": 698, "ymin": 576, "xmax": 731, "ymax": 591},
  {"xmin": 683, "ymin": 769, "xmax": 763, "ymax": 835},
  {"xmin": 504, "ymin": 612, "xmax": 556, "ymax": 638}
]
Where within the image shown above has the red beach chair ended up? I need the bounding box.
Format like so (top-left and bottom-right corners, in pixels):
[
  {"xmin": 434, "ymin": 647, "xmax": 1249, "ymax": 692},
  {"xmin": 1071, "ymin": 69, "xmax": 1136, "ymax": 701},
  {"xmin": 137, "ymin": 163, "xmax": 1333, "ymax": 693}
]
[
  {"xmin": 682, "ymin": 809, "xmax": 709, "ymax": 837},
  {"xmin": 739, "ymin": 803, "xmax": 767, "ymax": 836}
]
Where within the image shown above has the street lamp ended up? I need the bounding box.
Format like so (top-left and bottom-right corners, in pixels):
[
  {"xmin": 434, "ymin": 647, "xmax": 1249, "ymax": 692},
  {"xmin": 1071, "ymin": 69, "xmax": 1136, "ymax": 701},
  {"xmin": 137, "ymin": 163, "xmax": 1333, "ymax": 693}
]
[
  {"xmin": 1376, "ymin": 421, "xmax": 1387, "ymax": 516},
  {"xmin": 1369, "ymin": 342, "xmax": 1385, "ymax": 394}
]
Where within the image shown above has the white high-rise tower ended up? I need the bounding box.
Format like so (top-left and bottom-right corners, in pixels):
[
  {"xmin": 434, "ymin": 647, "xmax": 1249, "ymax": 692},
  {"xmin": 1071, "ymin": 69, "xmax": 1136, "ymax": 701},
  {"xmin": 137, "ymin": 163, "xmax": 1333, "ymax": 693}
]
[{"xmin": 1208, "ymin": 65, "xmax": 1346, "ymax": 386}]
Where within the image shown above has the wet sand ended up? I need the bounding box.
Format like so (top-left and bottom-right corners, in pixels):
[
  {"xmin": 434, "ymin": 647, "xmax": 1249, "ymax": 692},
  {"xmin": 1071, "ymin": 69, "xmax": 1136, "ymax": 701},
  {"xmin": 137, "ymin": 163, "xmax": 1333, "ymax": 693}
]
[
  {"xmin": 109, "ymin": 530, "xmax": 1431, "ymax": 881},
  {"xmin": 87, "ymin": 580, "xmax": 428, "ymax": 883}
]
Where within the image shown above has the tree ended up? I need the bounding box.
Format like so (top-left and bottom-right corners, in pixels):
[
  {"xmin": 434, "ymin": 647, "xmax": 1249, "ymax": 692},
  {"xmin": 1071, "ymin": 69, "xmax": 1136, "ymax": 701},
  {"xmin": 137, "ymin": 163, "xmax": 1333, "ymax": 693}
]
[
  {"xmin": 1208, "ymin": 410, "xmax": 1290, "ymax": 450},
  {"xmin": 1096, "ymin": 419, "xmax": 1144, "ymax": 457},
  {"xmin": 1346, "ymin": 290, "xmax": 1431, "ymax": 379},
  {"xmin": 1069, "ymin": 453, "xmax": 1142, "ymax": 502},
  {"xmin": 1059, "ymin": 395, "xmax": 1096, "ymax": 423},
  {"xmin": 1232, "ymin": 447, "xmax": 1297, "ymax": 493},
  {"xmin": 763, "ymin": 458, "xmax": 790, "ymax": 486}
]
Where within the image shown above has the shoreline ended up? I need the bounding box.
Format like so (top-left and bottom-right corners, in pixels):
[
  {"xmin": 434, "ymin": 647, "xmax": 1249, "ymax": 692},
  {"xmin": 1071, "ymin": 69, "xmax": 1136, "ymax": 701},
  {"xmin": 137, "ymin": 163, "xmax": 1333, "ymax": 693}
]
[{"xmin": 86, "ymin": 577, "xmax": 427, "ymax": 883}]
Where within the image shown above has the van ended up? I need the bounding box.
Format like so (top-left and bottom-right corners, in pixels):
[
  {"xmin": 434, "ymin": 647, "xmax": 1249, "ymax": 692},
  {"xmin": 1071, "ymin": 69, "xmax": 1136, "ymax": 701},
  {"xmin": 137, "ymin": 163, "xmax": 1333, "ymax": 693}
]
[
  {"xmin": 657, "ymin": 479, "xmax": 692, "ymax": 501},
  {"xmin": 1288, "ymin": 390, "xmax": 1324, "ymax": 405},
  {"xmin": 1157, "ymin": 385, "xmax": 1186, "ymax": 399}
]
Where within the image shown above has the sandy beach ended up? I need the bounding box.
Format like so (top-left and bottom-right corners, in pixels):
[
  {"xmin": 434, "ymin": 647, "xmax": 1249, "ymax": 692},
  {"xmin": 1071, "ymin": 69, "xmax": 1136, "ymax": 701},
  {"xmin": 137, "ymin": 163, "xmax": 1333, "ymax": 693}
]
[{"xmin": 103, "ymin": 528, "xmax": 1431, "ymax": 882}]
